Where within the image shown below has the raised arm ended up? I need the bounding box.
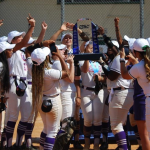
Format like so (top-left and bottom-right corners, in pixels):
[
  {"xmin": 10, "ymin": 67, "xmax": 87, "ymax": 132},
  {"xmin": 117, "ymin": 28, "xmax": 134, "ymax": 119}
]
[
  {"xmin": 36, "ymin": 21, "xmax": 48, "ymax": 43},
  {"xmin": 63, "ymin": 55, "xmax": 74, "ymax": 83},
  {"xmin": 120, "ymin": 48, "xmax": 136, "ymax": 79},
  {"xmin": 114, "ymin": 17, "xmax": 123, "ymax": 46},
  {"xmin": 49, "ymin": 22, "xmax": 68, "ymax": 41},
  {"xmin": 52, "ymin": 47, "xmax": 70, "ymax": 79},
  {"xmin": 13, "ymin": 14, "xmax": 35, "ymax": 52}
]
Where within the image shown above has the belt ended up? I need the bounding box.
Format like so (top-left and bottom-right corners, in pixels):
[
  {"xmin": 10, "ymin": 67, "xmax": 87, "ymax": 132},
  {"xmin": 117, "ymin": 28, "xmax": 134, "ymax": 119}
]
[
  {"xmin": 81, "ymin": 85, "xmax": 95, "ymax": 91},
  {"xmin": 113, "ymin": 87, "xmax": 133, "ymax": 91},
  {"xmin": 27, "ymin": 81, "xmax": 32, "ymax": 85},
  {"xmin": 43, "ymin": 94, "xmax": 59, "ymax": 98},
  {"xmin": 13, "ymin": 76, "xmax": 26, "ymax": 80}
]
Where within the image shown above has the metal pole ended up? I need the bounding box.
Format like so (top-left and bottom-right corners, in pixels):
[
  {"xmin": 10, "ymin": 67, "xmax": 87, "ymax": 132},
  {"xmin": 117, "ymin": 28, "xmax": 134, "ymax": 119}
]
[
  {"xmin": 61, "ymin": 0, "xmax": 65, "ymax": 27},
  {"xmin": 140, "ymin": 0, "xmax": 144, "ymax": 38}
]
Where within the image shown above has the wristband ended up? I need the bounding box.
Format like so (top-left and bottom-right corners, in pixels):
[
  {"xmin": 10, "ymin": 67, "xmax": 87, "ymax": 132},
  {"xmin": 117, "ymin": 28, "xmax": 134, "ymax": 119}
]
[{"xmin": 120, "ymin": 58, "xmax": 125, "ymax": 62}]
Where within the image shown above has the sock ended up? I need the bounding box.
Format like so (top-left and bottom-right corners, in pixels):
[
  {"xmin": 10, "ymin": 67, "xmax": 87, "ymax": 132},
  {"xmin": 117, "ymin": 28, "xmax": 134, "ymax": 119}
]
[
  {"xmin": 44, "ymin": 137, "xmax": 55, "ymax": 150},
  {"xmin": 40, "ymin": 132, "xmax": 47, "ymax": 148},
  {"xmin": 25, "ymin": 123, "xmax": 34, "ymax": 147},
  {"xmin": 74, "ymin": 120, "xmax": 80, "ymax": 141},
  {"xmin": 83, "ymin": 126, "xmax": 92, "ymax": 149},
  {"xmin": 133, "ymin": 125, "xmax": 142, "ymax": 146},
  {"xmin": 101, "ymin": 122, "xmax": 109, "ymax": 143},
  {"xmin": 1, "ymin": 128, "xmax": 6, "ymax": 147},
  {"xmin": 16, "ymin": 121, "xmax": 27, "ymax": 146},
  {"xmin": 6, "ymin": 121, "xmax": 16, "ymax": 147},
  {"xmin": 115, "ymin": 131, "xmax": 128, "ymax": 150},
  {"xmin": 123, "ymin": 124, "xmax": 131, "ymax": 149},
  {"xmin": 93, "ymin": 125, "xmax": 101, "ymax": 148}
]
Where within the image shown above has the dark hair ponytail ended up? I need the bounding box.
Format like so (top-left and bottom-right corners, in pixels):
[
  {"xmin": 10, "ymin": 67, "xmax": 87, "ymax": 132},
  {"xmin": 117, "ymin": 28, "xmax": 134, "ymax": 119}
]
[{"xmin": 0, "ymin": 51, "xmax": 10, "ymax": 93}]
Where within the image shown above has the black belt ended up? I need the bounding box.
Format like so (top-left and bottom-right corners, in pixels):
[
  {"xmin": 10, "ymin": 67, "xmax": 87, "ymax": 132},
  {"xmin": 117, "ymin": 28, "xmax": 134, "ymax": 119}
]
[
  {"xmin": 27, "ymin": 81, "xmax": 32, "ymax": 85},
  {"xmin": 81, "ymin": 85, "xmax": 95, "ymax": 91},
  {"xmin": 43, "ymin": 94, "xmax": 59, "ymax": 98},
  {"xmin": 13, "ymin": 76, "xmax": 26, "ymax": 80},
  {"xmin": 113, "ymin": 87, "xmax": 133, "ymax": 91}
]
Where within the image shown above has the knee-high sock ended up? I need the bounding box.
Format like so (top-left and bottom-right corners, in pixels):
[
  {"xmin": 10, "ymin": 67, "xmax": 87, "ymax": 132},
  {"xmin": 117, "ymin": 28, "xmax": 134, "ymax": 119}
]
[
  {"xmin": 25, "ymin": 123, "xmax": 34, "ymax": 147},
  {"xmin": 83, "ymin": 126, "xmax": 92, "ymax": 149},
  {"xmin": 6, "ymin": 121, "xmax": 16, "ymax": 148},
  {"xmin": 133, "ymin": 125, "xmax": 142, "ymax": 146},
  {"xmin": 123, "ymin": 124, "xmax": 131, "ymax": 149},
  {"xmin": 16, "ymin": 121, "xmax": 27, "ymax": 146},
  {"xmin": 102, "ymin": 122, "xmax": 109, "ymax": 142},
  {"xmin": 74, "ymin": 120, "xmax": 80, "ymax": 141},
  {"xmin": 93, "ymin": 125, "xmax": 101, "ymax": 148},
  {"xmin": 115, "ymin": 131, "xmax": 128, "ymax": 150},
  {"xmin": 1, "ymin": 128, "xmax": 6, "ymax": 147},
  {"xmin": 40, "ymin": 132, "xmax": 47, "ymax": 149},
  {"xmin": 44, "ymin": 137, "xmax": 55, "ymax": 150}
]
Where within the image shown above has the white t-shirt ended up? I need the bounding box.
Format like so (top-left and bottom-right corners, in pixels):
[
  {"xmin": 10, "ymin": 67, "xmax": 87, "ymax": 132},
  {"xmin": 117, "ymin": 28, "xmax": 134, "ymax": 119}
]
[
  {"xmin": 52, "ymin": 60, "xmax": 76, "ymax": 92},
  {"xmin": 79, "ymin": 61, "xmax": 103, "ymax": 88},
  {"xmin": 8, "ymin": 50, "xmax": 27, "ymax": 77},
  {"xmin": 26, "ymin": 57, "xmax": 62, "ymax": 96},
  {"xmin": 107, "ymin": 55, "xmax": 133, "ymax": 89},
  {"xmin": 129, "ymin": 60, "xmax": 150, "ymax": 96}
]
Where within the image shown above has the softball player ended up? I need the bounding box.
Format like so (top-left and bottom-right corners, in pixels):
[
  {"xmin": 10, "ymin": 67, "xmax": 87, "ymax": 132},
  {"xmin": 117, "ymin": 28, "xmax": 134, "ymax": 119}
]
[
  {"xmin": 98, "ymin": 25, "xmax": 134, "ymax": 149},
  {"xmin": 21, "ymin": 21, "xmax": 48, "ymax": 150},
  {"xmin": 50, "ymin": 24, "xmax": 83, "ymax": 149},
  {"xmin": 51, "ymin": 44, "xmax": 76, "ymax": 150},
  {"xmin": 79, "ymin": 41, "xmax": 105, "ymax": 150},
  {"xmin": 120, "ymin": 38, "xmax": 150, "ymax": 150},
  {"xmin": 0, "ymin": 41, "xmax": 15, "ymax": 149},
  {"xmin": 0, "ymin": 35, "xmax": 9, "ymax": 147},
  {"xmin": 5, "ymin": 15, "xmax": 35, "ymax": 149},
  {"xmin": 26, "ymin": 41, "xmax": 70, "ymax": 150}
]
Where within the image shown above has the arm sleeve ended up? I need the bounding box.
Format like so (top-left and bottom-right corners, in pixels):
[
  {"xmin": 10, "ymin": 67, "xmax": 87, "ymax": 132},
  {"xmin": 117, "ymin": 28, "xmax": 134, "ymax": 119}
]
[
  {"xmin": 128, "ymin": 65, "xmax": 139, "ymax": 79},
  {"xmin": 110, "ymin": 56, "xmax": 121, "ymax": 74},
  {"xmin": 26, "ymin": 57, "xmax": 33, "ymax": 76},
  {"xmin": 44, "ymin": 69, "xmax": 62, "ymax": 80}
]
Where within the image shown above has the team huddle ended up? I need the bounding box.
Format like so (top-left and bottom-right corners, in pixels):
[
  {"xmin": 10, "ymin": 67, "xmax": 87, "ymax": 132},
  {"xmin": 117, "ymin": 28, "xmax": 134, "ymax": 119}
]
[{"xmin": 0, "ymin": 14, "xmax": 150, "ymax": 150}]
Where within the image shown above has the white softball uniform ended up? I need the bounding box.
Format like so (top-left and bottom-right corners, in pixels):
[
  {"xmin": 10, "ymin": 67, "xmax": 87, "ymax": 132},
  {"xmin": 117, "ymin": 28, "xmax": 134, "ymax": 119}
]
[
  {"xmin": 129, "ymin": 59, "xmax": 150, "ymax": 139},
  {"xmin": 52, "ymin": 60, "xmax": 76, "ymax": 124},
  {"xmin": 6, "ymin": 51, "xmax": 31, "ymax": 122},
  {"xmin": 79, "ymin": 61, "xmax": 104, "ymax": 127},
  {"xmin": 27, "ymin": 57, "xmax": 62, "ymax": 138},
  {"xmin": 26, "ymin": 73, "xmax": 35, "ymax": 124},
  {"xmin": 107, "ymin": 55, "xmax": 133, "ymax": 135}
]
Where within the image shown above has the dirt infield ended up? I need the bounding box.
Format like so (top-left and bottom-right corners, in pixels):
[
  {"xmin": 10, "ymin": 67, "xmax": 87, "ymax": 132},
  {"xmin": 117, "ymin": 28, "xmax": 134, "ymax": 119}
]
[{"xmin": 12, "ymin": 114, "xmax": 139, "ymax": 150}]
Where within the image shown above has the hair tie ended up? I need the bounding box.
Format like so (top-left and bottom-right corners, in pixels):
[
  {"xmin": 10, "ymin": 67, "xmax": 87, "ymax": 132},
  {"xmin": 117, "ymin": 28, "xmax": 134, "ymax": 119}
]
[{"xmin": 142, "ymin": 45, "xmax": 149, "ymax": 52}]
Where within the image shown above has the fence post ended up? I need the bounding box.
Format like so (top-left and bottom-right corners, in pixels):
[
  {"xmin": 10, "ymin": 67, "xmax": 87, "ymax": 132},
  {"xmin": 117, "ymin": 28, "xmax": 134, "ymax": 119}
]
[
  {"xmin": 140, "ymin": 0, "xmax": 144, "ymax": 38},
  {"xmin": 61, "ymin": 0, "xmax": 65, "ymax": 36}
]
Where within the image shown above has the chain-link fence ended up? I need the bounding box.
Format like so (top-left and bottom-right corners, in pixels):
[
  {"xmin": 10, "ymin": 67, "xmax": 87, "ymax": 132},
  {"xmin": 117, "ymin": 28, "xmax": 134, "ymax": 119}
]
[{"xmin": 0, "ymin": 0, "xmax": 149, "ymax": 45}]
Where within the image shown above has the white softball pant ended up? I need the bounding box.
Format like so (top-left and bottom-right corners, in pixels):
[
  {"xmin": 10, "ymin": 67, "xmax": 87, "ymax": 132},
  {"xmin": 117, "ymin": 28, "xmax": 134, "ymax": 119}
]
[
  {"xmin": 146, "ymin": 97, "xmax": 150, "ymax": 139},
  {"xmin": 39, "ymin": 95, "xmax": 62, "ymax": 138},
  {"xmin": 109, "ymin": 89, "xmax": 134, "ymax": 135},
  {"xmin": 81, "ymin": 89, "xmax": 104, "ymax": 127},
  {"xmin": 0, "ymin": 111, "xmax": 5, "ymax": 133},
  {"xmin": 6, "ymin": 80, "xmax": 32, "ymax": 122},
  {"xmin": 60, "ymin": 91, "xmax": 76, "ymax": 121},
  {"xmin": 102, "ymin": 87, "xmax": 109, "ymax": 123},
  {"xmin": 27, "ymin": 84, "xmax": 36, "ymax": 123}
]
